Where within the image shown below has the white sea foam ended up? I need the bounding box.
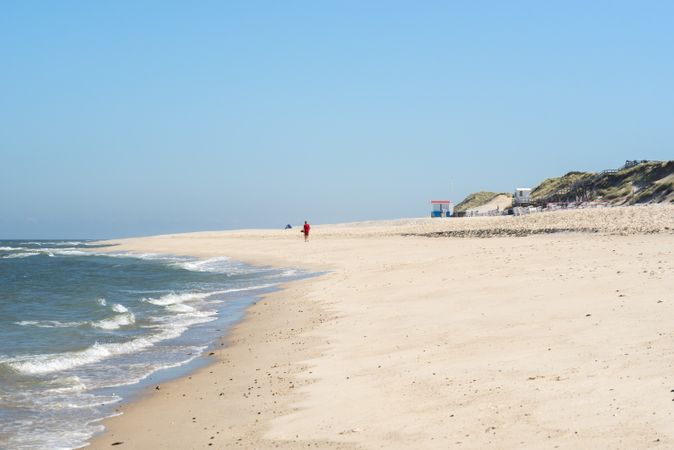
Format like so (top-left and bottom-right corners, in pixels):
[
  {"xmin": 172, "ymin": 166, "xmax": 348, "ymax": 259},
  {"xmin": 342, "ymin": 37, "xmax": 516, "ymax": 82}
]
[
  {"xmin": 7, "ymin": 247, "xmax": 106, "ymax": 259},
  {"xmin": 143, "ymin": 285, "xmax": 275, "ymax": 307},
  {"xmin": 142, "ymin": 291, "xmax": 212, "ymax": 306},
  {"xmin": 151, "ymin": 309, "xmax": 217, "ymax": 326},
  {"xmin": 6, "ymin": 340, "xmax": 154, "ymax": 375},
  {"xmin": 175, "ymin": 256, "xmax": 234, "ymax": 273},
  {"xmin": 5, "ymin": 310, "xmax": 218, "ymax": 375},
  {"xmin": 38, "ymin": 393, "xmax": 121, "ymax": 411},
  {"xmin": 97, "ymin": 298, "xmax": 107, "ymax": 306},
  {"xmin": 58, "ymin": 241, "xmax": 86, "ymax": 246},
  {"xmin": 43, "ymin": 376, "xmax": 87, "ymax": 394},
  {"xmin": 0, "ymin": 247, "xmax": 93, "ymax": 258},
  {"xmin": 111, "ymin": 304, "xmax": 128, "ymax": 313},
  {"xmin": 89, "ymin": 304, "xmax": 135, "ymax": 330},
  {"xmin": 4, "ymin": 420, "xmax": 105, "ymax": 450},
  {"xmin": 20, "ymin": 240, "xmax": 85, "ymax": 247},
  {"xmin": 165, "ymin": 303, "xmax": 196, "ymax": 313},
  {"xmin": 15, "ymin": 320, "xmax": 86, "ymax": 328},
  {"xmin": 16, "ymin": 307, "xmax": 135, "ymax": 331},
  {"xmin": 221, "ymin": 284, "xmax": 277, "ymax": 293},
  {"xmin": 108, "ymin": 253, "xmax": 237, "ymax": 274},
  {"xmin": 107, "ymin": 251, "xmax": 181, "ymax": 261},
  {"xmin": 91, "ymin": 313, "xmax": 135, "ymax": 330},
  {"xmin": 48, "ymin": 249, "xmax": 91, "ymax": 256},
  {"xmin": 0, "ymin": 246, "xmax": 23, "ymax": 251},
  {"xmin": 101, "ymin": 252, "xmax": 276, "ymax": 277},
  {"xmin": 3, "ymin": 252, "xmax": 40, "ymax": 259},
  {"xmin": 79, "ymin": 348, "xmax": 208, "ymax": 390},
  {"xmin": 115, "ymin": 253, "xmax": 253, "ymax": 276}
]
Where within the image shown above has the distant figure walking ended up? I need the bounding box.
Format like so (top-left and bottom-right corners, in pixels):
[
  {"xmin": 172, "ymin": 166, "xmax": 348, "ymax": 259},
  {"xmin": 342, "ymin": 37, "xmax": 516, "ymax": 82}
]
[
  {"xmin": 284, "ymin": 224, "xmax": 292, "ymax": 229},
  {"xmin": 302, "ymin": 220, "xmax": 311, "ymax": 242}
]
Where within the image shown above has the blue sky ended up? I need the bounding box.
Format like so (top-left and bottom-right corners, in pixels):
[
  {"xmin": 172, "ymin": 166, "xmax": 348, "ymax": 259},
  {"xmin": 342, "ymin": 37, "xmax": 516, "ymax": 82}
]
[{"xmin": 2, "ymin": 1, "xmax": 673, "ymax": 238}]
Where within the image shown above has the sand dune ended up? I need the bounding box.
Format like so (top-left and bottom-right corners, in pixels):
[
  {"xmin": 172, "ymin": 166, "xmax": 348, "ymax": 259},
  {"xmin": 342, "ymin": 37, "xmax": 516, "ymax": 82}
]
[{"xmin": 465, "ymin": 193, "xmax": 513, "ymax": 215}]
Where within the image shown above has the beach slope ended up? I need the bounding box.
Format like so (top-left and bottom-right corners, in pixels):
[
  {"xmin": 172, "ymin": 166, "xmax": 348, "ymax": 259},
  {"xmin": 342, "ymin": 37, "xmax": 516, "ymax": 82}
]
[{"xmin": 91, "ymin": 206, "xmax": 674, "ymax": 449}]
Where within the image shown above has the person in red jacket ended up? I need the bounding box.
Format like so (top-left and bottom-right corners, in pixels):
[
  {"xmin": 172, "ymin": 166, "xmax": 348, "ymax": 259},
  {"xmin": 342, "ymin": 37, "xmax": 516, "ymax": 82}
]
[{"xmin": 303, "ymin": 221, "xmax": 311, "ymax": 242}]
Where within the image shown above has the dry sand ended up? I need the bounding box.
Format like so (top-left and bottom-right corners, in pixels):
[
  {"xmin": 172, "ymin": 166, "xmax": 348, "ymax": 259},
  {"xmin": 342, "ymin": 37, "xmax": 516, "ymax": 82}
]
[{"xmin": 89, "ymin": 205, "xmax": 674, "ymax": 449}]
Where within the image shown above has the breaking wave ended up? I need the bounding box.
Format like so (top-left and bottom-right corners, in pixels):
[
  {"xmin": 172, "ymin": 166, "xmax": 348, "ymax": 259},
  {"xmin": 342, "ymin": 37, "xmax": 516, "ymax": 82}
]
[
  {"xmin": 15, "ymin": 303, "xmax": 136, "ymax": 331},
  {"xmin": 3, "ymin": 252, "xmax": 40, "ymax": 259},
  {"xmin": 4, "ymin": 310, "xmax": 215, "ymax": 375}
]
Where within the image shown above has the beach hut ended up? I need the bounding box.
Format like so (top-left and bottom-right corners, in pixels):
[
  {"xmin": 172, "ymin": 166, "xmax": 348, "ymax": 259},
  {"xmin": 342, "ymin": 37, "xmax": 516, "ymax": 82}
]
[
  {"xmin": 430, "ymin": 200, "xmax": 453, "ymax": 218},
  {"xmin": 513, "ymin": 188, "xmax": 532, "ymax": 205}
]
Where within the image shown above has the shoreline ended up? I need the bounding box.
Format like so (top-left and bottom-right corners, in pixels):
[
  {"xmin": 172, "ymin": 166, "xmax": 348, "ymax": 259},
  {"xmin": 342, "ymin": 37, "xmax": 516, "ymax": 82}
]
[
  {"xmin": 90, "ymin": 208, "xmax": 674, "ymax": 449},
  {"xmin": 86, "ymin": 278, "xmax": 299, "ymax": 445},
  {"xmin": 87, "ymin": 233, "xmax": 337, "ymax": 449},
  {"xmin": 89, "ymin": 262, "xmax": 335, "ymax": 449}
]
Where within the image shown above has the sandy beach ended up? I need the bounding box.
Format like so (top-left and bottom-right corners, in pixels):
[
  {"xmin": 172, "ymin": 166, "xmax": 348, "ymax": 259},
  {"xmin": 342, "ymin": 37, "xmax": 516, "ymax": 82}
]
[{"xmin": 89, "ymin": 206, "xmax": 674, "ymax": 449}]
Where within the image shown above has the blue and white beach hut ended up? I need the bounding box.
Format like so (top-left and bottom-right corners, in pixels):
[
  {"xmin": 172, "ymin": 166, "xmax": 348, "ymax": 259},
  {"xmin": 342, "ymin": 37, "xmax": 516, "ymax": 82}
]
[{"xmin": 430, "ymin": 200, "xmax": 453, "ymax": 218}]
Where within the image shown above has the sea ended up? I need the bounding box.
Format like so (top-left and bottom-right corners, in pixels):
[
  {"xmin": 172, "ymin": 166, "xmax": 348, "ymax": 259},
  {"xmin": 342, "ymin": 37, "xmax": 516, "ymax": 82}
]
[{"xmin": 0, "ymin": 240, "xmax": 304, "ymax": 449}]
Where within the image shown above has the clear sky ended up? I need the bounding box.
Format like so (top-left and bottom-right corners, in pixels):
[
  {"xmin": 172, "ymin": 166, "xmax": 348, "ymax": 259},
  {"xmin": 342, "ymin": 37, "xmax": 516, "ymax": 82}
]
[{"xmin": 2, "ymin": 1, "xmax": 673, "ymax": 238}]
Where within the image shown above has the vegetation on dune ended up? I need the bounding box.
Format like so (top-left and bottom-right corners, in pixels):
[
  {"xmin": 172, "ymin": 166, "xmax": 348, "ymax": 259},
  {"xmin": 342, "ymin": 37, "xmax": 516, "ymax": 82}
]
[
  {"xmin": 595, "ymin": 161, "xmax": 674, "ymax": 204},
  {"xmin": 456, "ymin": 161, "xmax": 674, "ymax": 214},
  {"xmin": 531, "ymin": 171, "xmax": 594, "ymax": 200},
  {"xmin": 530, "ymin": 160, "xmax": 674, "ymax": 205},
  {"xmin": 454, "ymin": 191, "xmax": 510, "ymax": 213}
]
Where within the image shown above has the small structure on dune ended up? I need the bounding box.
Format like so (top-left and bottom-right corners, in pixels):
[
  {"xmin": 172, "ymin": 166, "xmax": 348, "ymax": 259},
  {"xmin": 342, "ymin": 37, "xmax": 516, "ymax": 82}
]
[
  {"xmin": 430, "ymin": 200, "xmax": 453, "ymax": 218},
  {"xmin": 513, "ymin": 188, "xmax": 532, "ymax": 206}
]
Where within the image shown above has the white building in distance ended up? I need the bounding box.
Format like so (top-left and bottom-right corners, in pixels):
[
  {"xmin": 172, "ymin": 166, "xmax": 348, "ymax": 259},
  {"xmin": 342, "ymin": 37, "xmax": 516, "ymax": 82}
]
[{"xmin": 514, "ymin": 188, "xmax": 532, "ymax": 205}]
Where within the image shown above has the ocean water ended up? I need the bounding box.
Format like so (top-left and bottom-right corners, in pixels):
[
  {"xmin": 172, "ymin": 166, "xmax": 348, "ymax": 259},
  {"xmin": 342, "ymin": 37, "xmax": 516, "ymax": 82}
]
[{"xmin": 0, "ymin": 240, "xmax": 303, "ymax": 449}]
